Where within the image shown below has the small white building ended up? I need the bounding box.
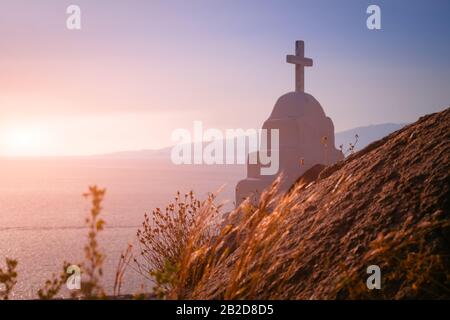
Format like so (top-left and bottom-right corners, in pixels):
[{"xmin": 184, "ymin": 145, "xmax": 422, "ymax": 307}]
[{"xmin": 236, "ymin": 41, "xmax": 343, "ymax": 206}]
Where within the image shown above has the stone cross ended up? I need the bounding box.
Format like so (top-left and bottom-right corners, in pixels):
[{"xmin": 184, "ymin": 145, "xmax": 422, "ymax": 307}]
[{"xmin": 286, "ymin": 40, "xmax": 313, "ymax": 92}]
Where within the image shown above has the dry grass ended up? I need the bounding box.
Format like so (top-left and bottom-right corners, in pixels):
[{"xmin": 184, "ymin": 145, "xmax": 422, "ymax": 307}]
[
  {"xmin": 151, "ymin": 178, "xmax": 450, "ymax": 300},
  {"xmin": 3, "ymin": 180, "xmax": 448, "ymax": 300},
  {"xmin": 2, "ymin": 181, "xmax": 448, "ymax": 300},
  {"xmin": 114, "ymin": 244, "xmax": 133, "ymax": 297},
  {"xmin": 333, "ymin": 213, "xmax": 450, "ymax": 299},
  {"xmin": 167, "ymin": 178, "xmax": 296, "ymax": 299}
]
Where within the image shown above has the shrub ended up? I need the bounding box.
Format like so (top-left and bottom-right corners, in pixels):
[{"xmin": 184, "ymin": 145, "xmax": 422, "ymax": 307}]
[{"xmin": 135, "ymin": 191, "xmax": 221, "ymax": 298}]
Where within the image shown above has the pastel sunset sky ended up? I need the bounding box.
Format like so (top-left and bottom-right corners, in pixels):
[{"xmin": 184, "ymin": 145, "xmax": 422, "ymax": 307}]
[{"xmin": 1, "ymin": 0, "xmax": 449, "ymax": 156}]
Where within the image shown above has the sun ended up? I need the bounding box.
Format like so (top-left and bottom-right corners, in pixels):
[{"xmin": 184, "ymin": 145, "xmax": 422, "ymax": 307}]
[{"xmin": 1, "ymin": 127, "xmax": 43, "ymax": 156}]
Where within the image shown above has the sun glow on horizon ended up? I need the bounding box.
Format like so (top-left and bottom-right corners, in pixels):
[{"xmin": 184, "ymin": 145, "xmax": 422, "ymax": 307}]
[{"xmin": 0, "ymin": 126, "xmax": 46, "ymax": 157}]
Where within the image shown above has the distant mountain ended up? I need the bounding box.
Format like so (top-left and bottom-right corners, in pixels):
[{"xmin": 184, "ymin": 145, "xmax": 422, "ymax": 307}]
[
  {"xmin": 95, "ymin": 148, "xmax": 168, "ymax": 159},
  {"xmin": 98, "ymin": 123, "xmax": 407, "ymax": 159},
  {"xmin": 335, "ymin": 123, "xmax": 407, "ymax": 153}
]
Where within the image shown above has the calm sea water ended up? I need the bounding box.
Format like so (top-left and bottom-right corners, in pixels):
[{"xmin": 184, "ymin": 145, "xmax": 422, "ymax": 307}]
[{"xmin": 0, "ymin": 157, "xmax": 244, "ymax": 299}]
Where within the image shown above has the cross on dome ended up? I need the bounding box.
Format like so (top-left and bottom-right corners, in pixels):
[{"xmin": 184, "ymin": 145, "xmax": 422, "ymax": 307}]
[{"xmin": 286, "ymin": 40, "xmax": 313, "ymax": 92}]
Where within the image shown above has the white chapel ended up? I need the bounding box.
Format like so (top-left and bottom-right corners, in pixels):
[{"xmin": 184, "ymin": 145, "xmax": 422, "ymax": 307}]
[{"xmin": 236, "ymin": 40, "xmax": 343, "ymax": 206}]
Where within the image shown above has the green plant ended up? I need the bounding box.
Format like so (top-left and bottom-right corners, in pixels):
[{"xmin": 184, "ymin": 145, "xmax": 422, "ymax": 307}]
[
  {"xmin": 0, "ymin": 258, "xmax": 18, "ymax": 300},
  {"xmin": 150, "ymin": 260, "xmax": 180, "ymax": 299},
  {"xmin": 37, "ymin": 262, "xmax": 71, "ymax": 300},
  {"xmin": 37, "ymin": 185, "xmax": 107, "ymax": 299},
  {"xmin": 79, "ymin": 185, "xmax": 106, "ymax": 298}
]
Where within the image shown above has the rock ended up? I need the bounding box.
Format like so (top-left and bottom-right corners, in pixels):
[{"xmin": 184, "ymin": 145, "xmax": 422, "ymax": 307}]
[{"xmin": 188, "ymin": 107, "xmax": 450, "ymax": 300}]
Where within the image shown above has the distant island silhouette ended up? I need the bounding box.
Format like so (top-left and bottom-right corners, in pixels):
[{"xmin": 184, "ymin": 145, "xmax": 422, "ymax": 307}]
[{"xmin": 95, "ymin": 123, "xmax": 407, "ymax": 159}]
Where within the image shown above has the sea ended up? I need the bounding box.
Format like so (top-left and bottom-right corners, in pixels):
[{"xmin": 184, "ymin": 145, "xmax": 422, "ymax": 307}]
[{"xmin": 0, "ymin": 156, "xmax": 244, "ymax": 299}]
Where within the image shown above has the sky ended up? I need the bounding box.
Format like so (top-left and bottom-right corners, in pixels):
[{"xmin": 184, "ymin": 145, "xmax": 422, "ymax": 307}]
[{"xmin": 0, "ymin": 0, "xmax": 449, "ymax": 156}]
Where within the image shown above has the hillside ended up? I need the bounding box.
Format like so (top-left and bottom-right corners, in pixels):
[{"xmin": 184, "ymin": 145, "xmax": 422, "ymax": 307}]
[{"xmin": 179, "ymin": 108, "xmax": 450, "ymax": 299}]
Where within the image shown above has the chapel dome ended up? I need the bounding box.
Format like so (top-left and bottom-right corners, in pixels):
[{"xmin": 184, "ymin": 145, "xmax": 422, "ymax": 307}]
[{"xmin": 269, "ymin": 91, "xmax": 326, "ymax": 120}]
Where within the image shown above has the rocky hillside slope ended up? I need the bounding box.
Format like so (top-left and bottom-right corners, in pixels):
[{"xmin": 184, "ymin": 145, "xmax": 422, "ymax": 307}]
[{"xmin": 183, "ymin": 108, "xmax": 450, "ymax": 299}]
